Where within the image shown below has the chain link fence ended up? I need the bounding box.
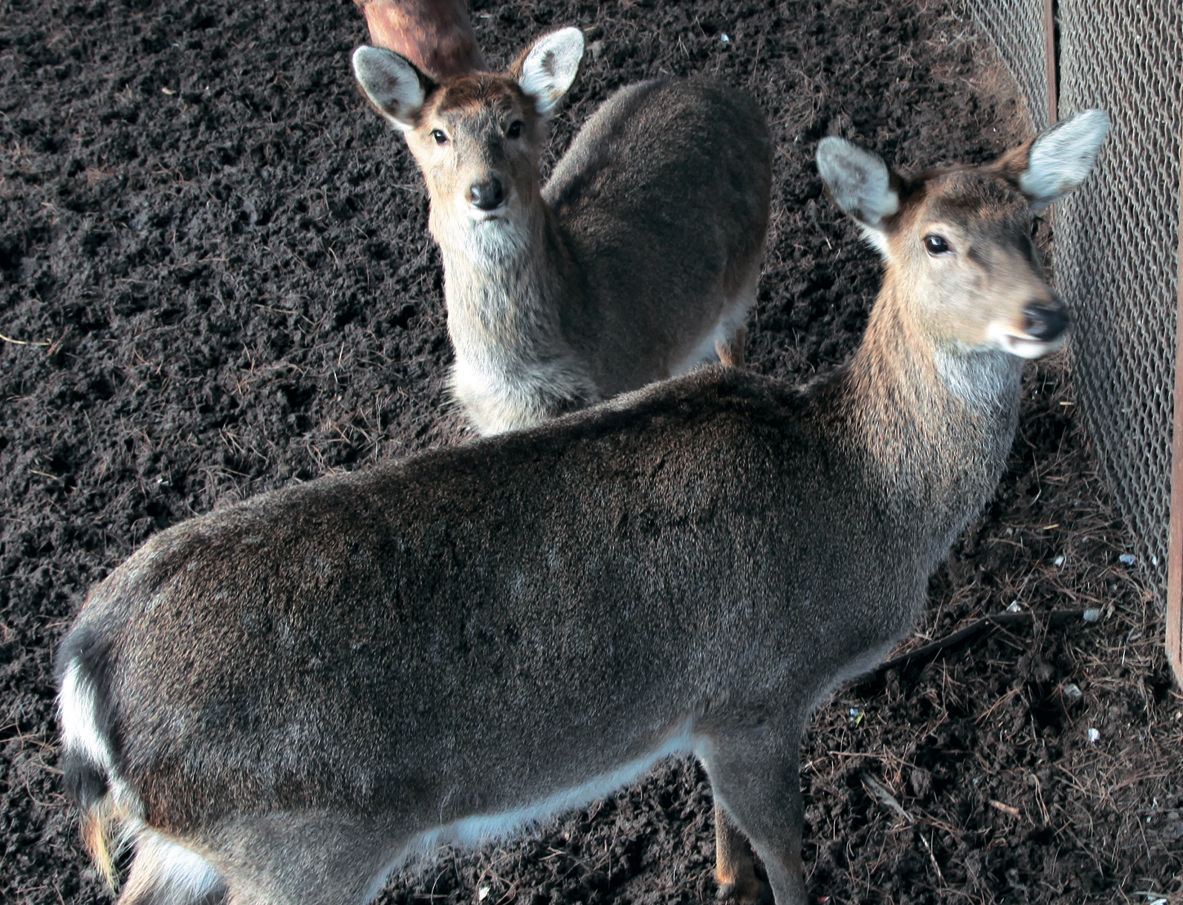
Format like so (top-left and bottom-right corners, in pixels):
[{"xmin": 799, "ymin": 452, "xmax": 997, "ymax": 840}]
[
  {"xmin": 971, "ymin": 0, "xmax": 1053, "ymax": 129},
  {"xmin": 969, "ymin": 0, "xmax": 1181, "ymax": 609}
]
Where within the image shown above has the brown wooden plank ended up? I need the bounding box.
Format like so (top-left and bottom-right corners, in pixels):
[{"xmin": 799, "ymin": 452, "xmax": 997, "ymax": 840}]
[
  {"xmin": 1043, "ymin": 0, "xmax": 1057, "ymax": 124},
  {"xmin": 1169, "ymin": 138, "xmax": 1183, "ymax": 688}
]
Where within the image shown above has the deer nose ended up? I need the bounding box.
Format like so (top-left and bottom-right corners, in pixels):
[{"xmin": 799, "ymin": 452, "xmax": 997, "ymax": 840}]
[
  {"xmin": 1023, "ymin": 301, "xmax": 1069, "ymax": 341},
  {"xmin": 469, "ymin": 179, "xmax": 505, "ymax": 211}
]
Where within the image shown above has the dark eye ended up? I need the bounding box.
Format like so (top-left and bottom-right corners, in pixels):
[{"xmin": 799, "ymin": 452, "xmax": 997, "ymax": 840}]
[
  {"xmin": 430, "ymin": 129, "xmax": 448, "ymax": 145},
  {"xmin": 923, "ymin": 234, "xmax": 951, "ymax": 256},
  {"xmin": 506, "ymin": 120, "xmax": 523, "ymax": 139}
]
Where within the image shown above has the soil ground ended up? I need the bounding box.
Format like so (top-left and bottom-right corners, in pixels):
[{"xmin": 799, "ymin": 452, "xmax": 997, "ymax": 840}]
[{"xmin": 1, "ymin": 1, "xmax": 1180, "ymax": 903}]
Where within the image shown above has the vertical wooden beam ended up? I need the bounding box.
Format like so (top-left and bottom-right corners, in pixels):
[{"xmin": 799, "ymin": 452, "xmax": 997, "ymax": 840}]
[
  {"xmin": 1043, "ymin": 0, "xmax": 1057, "ymax": 125},
  {"xmin": 1169, "ymin": 138, "xmax": 1183, "ymax": 688}
]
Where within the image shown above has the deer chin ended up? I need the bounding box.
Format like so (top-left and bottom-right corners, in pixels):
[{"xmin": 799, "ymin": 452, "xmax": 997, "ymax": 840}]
[
  {"xmin": 466, "ymin": 208, "xmax": 504, "ymax": 224},
  {"xmin": 997, "ymin": 331, "xmax": 1066, "ymax": 359},
  {"xmin": 985, "ymin": 321, "xmax": 1067, "ymax": 359}
]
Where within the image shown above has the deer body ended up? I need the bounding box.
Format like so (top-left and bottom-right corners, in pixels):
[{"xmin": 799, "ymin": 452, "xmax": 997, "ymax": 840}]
[
  {"xmin": 352, "ymin": 29, "xmax": 771, "ymax": 434},
  {"xmin": 58, "ymin": 110, "xmax": 1107, "ymax": 905}
]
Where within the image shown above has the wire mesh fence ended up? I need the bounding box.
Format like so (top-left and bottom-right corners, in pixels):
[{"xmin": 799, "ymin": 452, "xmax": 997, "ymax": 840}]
[
  {"xmin": 970, "ymin": 0, "xmax": 1052, "ymax": 129},
  {"xmin": 968, "ymin": 0, "xmax": 1181, "ymax": 605}
]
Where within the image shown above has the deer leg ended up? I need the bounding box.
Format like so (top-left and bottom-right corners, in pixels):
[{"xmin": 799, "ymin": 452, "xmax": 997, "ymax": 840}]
[
  {"xmin": 715, "ymin": 325, "xmax": 747, "ymax": 368},
  {"xmin": 699, "ymin": 728, "xmax": 808, "ymax": 905},
  {"xmin": 714, "ymin": 800, "xmax": 768, "ymax": 904}
]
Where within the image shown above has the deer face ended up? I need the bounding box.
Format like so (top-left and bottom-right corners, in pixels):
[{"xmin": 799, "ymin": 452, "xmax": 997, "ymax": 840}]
[
  {"xmin": 352, "ymin": 28, "xmax": 585, "ymax": 241},
  {"xmin": 888, "ymin": 169, "xmax": 1067, "ymax": 358},
  {"xmin": 404, "ymin": 77, "xmax": 546, "ymax": 230},
  {"xmin": 817, "ymin": 109, "xmax": 1108, "ymax": 360}
]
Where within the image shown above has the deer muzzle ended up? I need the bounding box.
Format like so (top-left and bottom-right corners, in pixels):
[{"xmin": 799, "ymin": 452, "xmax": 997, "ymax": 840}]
[
  {"xmin": 1022, "ymin": 300, "xmax": 1069, "ymax": 344},
  {"xmin": 469, "ymin": 178, "xmax": 506, "ymax": 212}
]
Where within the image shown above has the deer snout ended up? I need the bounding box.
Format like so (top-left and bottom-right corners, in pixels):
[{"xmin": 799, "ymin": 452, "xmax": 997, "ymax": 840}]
[
  {"xmin": 994, "ymin": 299, "xmax": 1070, "ymax": 359},
  {"xmin": 1022, "ymin": 300, "xmax": 1069, "ymax": 343},
  {"xmin": 469, "ymin": 178, "xmax": 505, "ymax": 212}
]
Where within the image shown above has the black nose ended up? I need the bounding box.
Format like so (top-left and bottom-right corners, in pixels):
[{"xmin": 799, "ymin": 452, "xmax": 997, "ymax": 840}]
[
  {"xmin": 1023, "ymin": 302, "xmax": 1069, "ymax": 341},
  {"xmin": 469, "ymin": 179, "xmax": 505, "ymax": 211}
]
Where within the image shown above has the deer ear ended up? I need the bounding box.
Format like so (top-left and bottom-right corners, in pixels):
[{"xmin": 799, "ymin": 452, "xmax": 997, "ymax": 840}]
[
  {"xmin": 995, "ymin": 109, "xmax": 1110, "ymax": 212},
  {"xmin": 816, "ymin": 137, "xmax": 901, "ymax": 255},
  {"xmin": 352, "ymin": 46, "xmax": 432, "ymax": 131},
  {"xmin": 513, "ymin": 27, "xmax": 584, "ymax": 118}
]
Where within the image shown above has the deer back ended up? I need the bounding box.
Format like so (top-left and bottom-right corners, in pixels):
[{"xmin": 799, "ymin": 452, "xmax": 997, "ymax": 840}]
[{"xmin": 58, "ymin": 371, "xmax": 912, "ymax": 899}]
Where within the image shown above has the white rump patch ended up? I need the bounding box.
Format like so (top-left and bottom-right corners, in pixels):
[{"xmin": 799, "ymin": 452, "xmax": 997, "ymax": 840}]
[
  {"xmin": 125, "ymin": 832, "xmax": 225, "ymax": 904},
  {"xmin": 59, "ymin": 661, "xmax": 117, "ymax": 775}
]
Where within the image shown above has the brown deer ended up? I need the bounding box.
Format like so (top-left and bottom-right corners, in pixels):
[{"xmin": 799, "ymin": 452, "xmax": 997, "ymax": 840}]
[
  {"xmin": 352, "ymin": 0, "xmax": 485, "ymax": 78},
  {"xmin": 351, "ymin": 27, "xmax": 772, "ymax": 435},
  {"xmin": 56, "ymin": 109, "xmax": 1108, "ymax": 905}
]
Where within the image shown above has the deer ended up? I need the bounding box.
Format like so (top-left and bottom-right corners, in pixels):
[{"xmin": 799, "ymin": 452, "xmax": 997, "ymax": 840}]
[
  {"xmin": 56, "ymin": 108, "xmax": 1108, "ymax": 905},
  {"xmin": 351, "ymin": 0, "xmax": 486, "ymax": 79},
  {"xmin": 351, "ymin": 27, "xmax": 772, "ymax": 435}
]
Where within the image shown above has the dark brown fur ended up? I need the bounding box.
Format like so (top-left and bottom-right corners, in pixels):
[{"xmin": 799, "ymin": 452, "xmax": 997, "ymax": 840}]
[{"xmin": 56, "ymin": 111, "xmax": 1107, "ymax": 905}]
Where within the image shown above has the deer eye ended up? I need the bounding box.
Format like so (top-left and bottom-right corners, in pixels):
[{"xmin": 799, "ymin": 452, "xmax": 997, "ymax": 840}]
[
  {"xmin": 506, "ymin": 120, "xmax": 524, "ymax": 139},
  {"xmin": 430, "ymin": 129, "xmax": 448, "ymax": 146},
  {"xmin": 923, "ymin": 234, "xmax": 952, "ymax": 256}
]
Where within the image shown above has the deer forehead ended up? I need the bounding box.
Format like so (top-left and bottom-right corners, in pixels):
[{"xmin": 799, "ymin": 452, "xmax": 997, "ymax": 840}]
[
  {"xmin": 899, "ymin": 169, "xmax": 1032, "ymax": 246},
  {"xmin": 421, "ymin": 76, "xmax": 535, "ymax": 132}
]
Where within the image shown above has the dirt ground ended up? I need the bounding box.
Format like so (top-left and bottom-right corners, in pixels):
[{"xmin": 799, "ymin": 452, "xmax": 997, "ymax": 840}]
[{"xmin": 1, "ymin": 0, "xmax": 1180, "ymax": 903}]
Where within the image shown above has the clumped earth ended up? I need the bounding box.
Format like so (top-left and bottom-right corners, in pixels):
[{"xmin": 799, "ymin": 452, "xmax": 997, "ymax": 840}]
[{"xmin": 1, "ymin": 0, "xmax": 1180, "ymax": 903}]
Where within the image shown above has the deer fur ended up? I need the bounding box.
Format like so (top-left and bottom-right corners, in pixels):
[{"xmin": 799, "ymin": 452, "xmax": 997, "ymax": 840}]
[
  {"xmin": 352, "ymin": 28, "xmax": 772, "ymax": 435},
  {"xmin": 57, "ymin": 109, "xmax": 1108, "ymax": 905},
  {"xmin": 352, "ymin": 0, "xmax": 486, "ymax": 78}
]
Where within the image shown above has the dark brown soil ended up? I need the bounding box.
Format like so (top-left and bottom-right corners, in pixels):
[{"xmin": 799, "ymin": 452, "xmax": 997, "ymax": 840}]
[{"xmin": 2, "ymin": 1, "xmax": 1180, "ymax": 904}]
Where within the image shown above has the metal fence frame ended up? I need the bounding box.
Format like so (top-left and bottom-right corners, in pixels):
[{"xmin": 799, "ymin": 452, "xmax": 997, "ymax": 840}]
[{"xmin": 967, "ymin": 0, "xmax": 1183, "ymax": 683}]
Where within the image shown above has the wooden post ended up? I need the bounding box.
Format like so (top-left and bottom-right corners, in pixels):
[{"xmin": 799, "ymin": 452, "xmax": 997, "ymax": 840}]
[
  {"xmin": 1168, "ymin": 137, "xmax": 1183, "ymax": 688},
  {"xmin": 1043, "ymin": 0, "xmax": 1057, "ymax": 125}
]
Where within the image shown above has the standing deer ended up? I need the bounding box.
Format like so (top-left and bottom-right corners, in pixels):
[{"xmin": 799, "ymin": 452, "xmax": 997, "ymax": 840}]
[
  {"xmin": 352, "ymin": 0, "xmax": 485, "ymax": 78},
  {"xmin": 57, "ymin": 109, "xmax": 1107, "ymax": 905},
  {"xmin": 351, "ymin": 27, "xmax": 772, "ymax": 435}
]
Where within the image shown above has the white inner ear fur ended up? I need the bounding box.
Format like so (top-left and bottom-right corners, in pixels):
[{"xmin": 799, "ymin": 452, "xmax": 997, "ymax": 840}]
[
  {"xmin": 352, "ymin": 46, "xmax": 426, "ymax": 131},
  {"xmin": 816, "ymin": 137, "xmax": 900, "ymax": 257},
  {"xmin": 1019, "ymin": 109, "xmax": 1109, "ymax": 211},
  {"xmin": 517, "ymin": 27, "xmax": 585, "ymax": 117}
]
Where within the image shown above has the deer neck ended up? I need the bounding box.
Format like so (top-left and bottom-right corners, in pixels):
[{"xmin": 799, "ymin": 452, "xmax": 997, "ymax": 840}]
[
  {"xmin": 433, "ymin": 197, "xmax": 572, "ymax": 372},
  {"xmin": 838, "ymin": 278, "xmax": 1023, "ymax": 561}
]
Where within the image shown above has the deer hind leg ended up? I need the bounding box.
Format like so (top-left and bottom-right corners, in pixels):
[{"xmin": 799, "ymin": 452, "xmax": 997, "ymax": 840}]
[
  {"xmin": 714, "ymin": 325, "xmax": 748, "ymax": 369},
  {"xmin": 698, "ymin": 728, "xmax": 809, "ymax": 905},
  {"xmin": 714, "ymin": 800, "xmax": 768, "ymax": 904}
]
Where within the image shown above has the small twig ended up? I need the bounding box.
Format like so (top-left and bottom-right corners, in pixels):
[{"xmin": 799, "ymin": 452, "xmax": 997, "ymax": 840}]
[
  {"xmin": 919, "ymin": 829, "xmax": 945, "ymax": 886},
  {"xmin": 988, "ymin": 799, "xmax": 1022, "ymax": 819},
  {"xmin": 871, "ymin": 608, "xmax": 1089, "ymax": 676},
  {"xmin": 0, "ymin": 332, "xmax": 50, "ymax": 346},
  {"xmin": 861, "ymin": 773, "xmax": 912, "ymax": 824}
]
